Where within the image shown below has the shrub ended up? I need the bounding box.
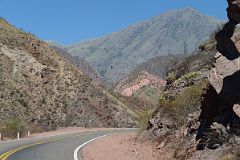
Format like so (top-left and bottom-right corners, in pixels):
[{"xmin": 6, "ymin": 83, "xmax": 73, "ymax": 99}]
[
  {"xmin": 174, "ymin": 71, "xmax": 201, "ymax": 86},
  {"xmin": 160, "ymin": 81, "xmax": 208, "ymax": 127},
  {"xmin": 136, "ymin": 109, "xmax": 154, "ymax": 130},
  {"xmin": 2, "ymin": 118, "xmax": 28, "ymax": 138},
  {"xmin": 159, "ymin": 92, "xmax": 167, "ymax": 106},
  {"xmin": 166, "ymin": 71, "xmax": 176, "ymax": 84},
  {"xmin": 133, "ymin": 86, "xmax": 162, "ymax": 107}
]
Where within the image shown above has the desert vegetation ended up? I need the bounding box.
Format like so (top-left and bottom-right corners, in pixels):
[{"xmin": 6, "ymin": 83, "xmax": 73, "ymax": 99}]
[
  {"xmin": 0, "ymin": 118, "xmax": 28, "ymax": 139},
  {"xmin": 136, "ymin": 109, "xmax": 154, "ymax": 130},
  {"xmin": 159, "ymin": 81, "xmax": 208, "ymax": 127}
]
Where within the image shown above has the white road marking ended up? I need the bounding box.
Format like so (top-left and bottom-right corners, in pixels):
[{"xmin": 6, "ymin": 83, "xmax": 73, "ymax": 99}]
[{"xmin": 73, "ymin": 134, "xmax": 109, "ymax": 160}]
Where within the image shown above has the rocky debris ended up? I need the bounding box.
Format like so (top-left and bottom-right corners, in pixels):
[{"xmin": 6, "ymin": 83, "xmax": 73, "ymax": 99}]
[
  {"xmin": 149, "ymin": 116, "xmax": 174, "ymax": 139},
  {"xmin": 157, "ymin": 141, "xmax": 166, "ymax": 149}
]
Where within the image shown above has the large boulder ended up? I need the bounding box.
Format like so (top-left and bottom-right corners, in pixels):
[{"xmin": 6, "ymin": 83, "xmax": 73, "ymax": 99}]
[{"xmin": 227, "ymin": 0, "xmax": 240, "ymax": 24}]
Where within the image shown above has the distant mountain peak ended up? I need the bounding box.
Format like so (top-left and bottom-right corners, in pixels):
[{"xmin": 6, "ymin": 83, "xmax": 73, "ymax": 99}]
[{"xmin": 62, "ymin": 8, "xmax": 223, "ymax": 85}]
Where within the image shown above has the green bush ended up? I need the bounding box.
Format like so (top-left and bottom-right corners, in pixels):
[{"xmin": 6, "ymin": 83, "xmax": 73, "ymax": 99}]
[
  {"xmin": 159, "ymin": 92, "xmax": 167, "ymax": 106},
  {"xmin": 166, "ymin": 71, "xmax": 176, "ymax": 84},
  {"xmin": 2, "ymin": 118, "xmax": 28, "ymax": 138},
  {"xmin": 174, "ymin": 72, "xmax": 201, "ymax": 86},
  {"xmin": 136, "ymin": 109, "xmax": 154, "ymax": 130},
  {"xmin": 160, "ymin": 81, "xmax": 207, "ymax": 127},
  {"xmin": 133, "ymin": 86, "xmax": 162, "ymax": 107}
]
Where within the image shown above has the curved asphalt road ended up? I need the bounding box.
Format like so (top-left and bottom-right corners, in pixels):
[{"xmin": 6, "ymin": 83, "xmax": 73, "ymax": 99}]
[{"xmin": 0, "ymin": 129, "xmax": 137, "ymax": 160}]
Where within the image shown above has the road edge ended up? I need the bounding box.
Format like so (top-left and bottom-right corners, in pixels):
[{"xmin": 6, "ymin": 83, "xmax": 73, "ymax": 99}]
[{"xmin": 73, "ymin": 134, "xmax": 110, "ymax": 160}]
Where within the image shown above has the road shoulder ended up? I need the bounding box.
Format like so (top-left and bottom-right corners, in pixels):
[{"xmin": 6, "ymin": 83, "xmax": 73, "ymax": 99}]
[{"xmin": 81, "ymin": 132, "xmax": 157, "ymax": 160}]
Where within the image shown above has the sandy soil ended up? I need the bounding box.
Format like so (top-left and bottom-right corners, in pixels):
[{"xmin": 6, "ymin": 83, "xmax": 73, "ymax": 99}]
[{"xmin": 82, "ymin": 133, "xmax": 157, "ymax": 160}]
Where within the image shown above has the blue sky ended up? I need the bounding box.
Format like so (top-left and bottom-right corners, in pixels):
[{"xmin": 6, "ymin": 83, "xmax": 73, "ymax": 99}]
[{"xmin": 0, "ymin": 0, "xmax": 227, "ymax": 44}]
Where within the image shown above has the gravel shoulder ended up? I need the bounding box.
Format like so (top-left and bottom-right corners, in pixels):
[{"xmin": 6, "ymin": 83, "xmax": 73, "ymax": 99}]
[{"xmin": 81, "ymin": 132, "xmax": 158, "ymax": 160}]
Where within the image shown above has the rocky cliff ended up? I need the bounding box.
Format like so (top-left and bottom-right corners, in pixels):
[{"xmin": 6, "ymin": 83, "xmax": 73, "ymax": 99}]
[
  {"xmin": 196, "ymin": 0, "xmax": 240, "ymax": 149},
  {"xmin": 145, "ymin": 1, "xmax": 240, "ymax": 159},
  {"xmin": 0, "ymin": 18, "xmax": 136, "ymax": 131}
]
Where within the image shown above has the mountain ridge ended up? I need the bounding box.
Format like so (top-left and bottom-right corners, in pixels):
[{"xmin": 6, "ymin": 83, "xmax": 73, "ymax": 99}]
[{"xmin": 61, "ymin": 8, "xmax": 223, "ymax": 85}]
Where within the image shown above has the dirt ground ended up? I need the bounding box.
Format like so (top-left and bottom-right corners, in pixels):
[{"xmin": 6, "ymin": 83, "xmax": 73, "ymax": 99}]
[{"xmin": 82, "ymin": 132, "xmax": 158, "ymax": 160}]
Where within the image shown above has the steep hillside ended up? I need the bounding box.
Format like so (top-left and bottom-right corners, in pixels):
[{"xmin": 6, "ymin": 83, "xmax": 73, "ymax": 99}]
[
  {"xmin": 145, "ymin": 1, "xmax": 240, "ymax": 159},
  {"xmin": 65, "ymin": 8, "xmax": 222, "ymax": 84},
  {"xmin": 115, "ymin": 71, "xmax": 166, "ymax": 107},
  {"xmin": 0, "ymin": 18, "xmax": 135, "ymax": 131},
  {"xmin": 132, "ymin": 56, "xmax": 183, "ymax": 79},
  {"xmin": 50, "ymin": 46, "xmax": 101, "ymax": 82},
  {"xmin": 114, "ymin": 52, "xmax": 209, "ymax": 108}
]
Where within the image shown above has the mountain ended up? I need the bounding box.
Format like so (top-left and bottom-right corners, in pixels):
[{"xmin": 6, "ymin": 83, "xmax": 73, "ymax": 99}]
[
  {"xmin": 50, "ymin": 46, "xmax": 101, "ymax": 82},
  {"xmin": 0, "ymin": 18, "xmax": 136, "ymax": 131},
  {"xmin": 64, "ymin": 8, "xmax": 223, "ymax": 85},
  {"xmin": 113, "ymin": 55, "xmax": 183, "ymax": 107},
  {"xmin": 131, "ymin": 55, "xmax": 184, "ymax": 79},
  {"xmin": 114, "ymin": 71, "xmax": 166, "ymax": 108}
]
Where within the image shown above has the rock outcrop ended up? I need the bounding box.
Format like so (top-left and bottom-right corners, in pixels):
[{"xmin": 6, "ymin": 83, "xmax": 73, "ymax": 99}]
[
  {"xmin": 145, "ymin": 1, "xmax": 240, "ymax": 159},
  {"xmin": 196, "ymin": 0, "xmax": 240, "ymax": 148},
  {"xmin": 227, "ymin": 0, "xmax": 240, "ymax": 24}
]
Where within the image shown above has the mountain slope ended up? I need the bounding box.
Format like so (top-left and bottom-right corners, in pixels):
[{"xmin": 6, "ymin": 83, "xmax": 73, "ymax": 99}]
[
  {"xmin": 65, "ymin": 8, "xmax": 222, "ymax": 84},
  {"xmin": 0, "ymin": 18, "xmax": 135, "ymax": 130},
  {"xmin": 50, "ymin": 46, "xmax": 101, "ymax": 82},
  {"xmin": 113, "ymin": 56, "xmax": 183, "ymax": 107},
  {"xmin": 131, "ymin": 55, "xmax": 184, "ymax": 79}
]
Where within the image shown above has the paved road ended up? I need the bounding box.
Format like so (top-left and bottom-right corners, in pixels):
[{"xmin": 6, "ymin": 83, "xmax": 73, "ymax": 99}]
[{"xmin": 0, "ymin": 129, "xmax": 136, "ymax": 160}]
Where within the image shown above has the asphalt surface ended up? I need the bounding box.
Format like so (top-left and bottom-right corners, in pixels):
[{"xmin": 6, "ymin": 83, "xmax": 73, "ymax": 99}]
[{"xmin": 0, "ymin": 129, "xmax": 136, "ymax": 160}]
